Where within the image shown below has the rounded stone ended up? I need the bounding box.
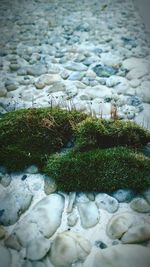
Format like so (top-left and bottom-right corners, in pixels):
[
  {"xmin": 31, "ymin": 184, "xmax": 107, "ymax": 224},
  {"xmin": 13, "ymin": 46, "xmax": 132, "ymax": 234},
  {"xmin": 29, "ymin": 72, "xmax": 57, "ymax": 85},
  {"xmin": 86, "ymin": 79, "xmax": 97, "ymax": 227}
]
[{"xmin": 130, "ymin": 197, "xmax": 150, "ymax": 213}]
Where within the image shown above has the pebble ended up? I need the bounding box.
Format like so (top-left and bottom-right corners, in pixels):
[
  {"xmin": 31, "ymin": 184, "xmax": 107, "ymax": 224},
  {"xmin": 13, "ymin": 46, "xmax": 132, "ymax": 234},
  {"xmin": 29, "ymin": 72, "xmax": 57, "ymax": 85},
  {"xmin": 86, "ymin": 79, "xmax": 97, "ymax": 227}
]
[
  {"xmin": 0, "ymin": 173, "xmax": 11, "ymax": 187},
  {"xmin": 112, "ymin": 189, "xmax": 135, "ymax": 203},
  {"xmin": 77, "ymin": 201, "xmax": 100, "ymax": 228},
  {"xmin": 130, "ymin": 197, "xmax": 150, "ymax": 213},
  {"xmin": 95, "ymin": 193, "xmax": 119, "ymax": 213},
  {"xmin": 25, "ymin": 165, "xmax": 39, "ymax": 174}
]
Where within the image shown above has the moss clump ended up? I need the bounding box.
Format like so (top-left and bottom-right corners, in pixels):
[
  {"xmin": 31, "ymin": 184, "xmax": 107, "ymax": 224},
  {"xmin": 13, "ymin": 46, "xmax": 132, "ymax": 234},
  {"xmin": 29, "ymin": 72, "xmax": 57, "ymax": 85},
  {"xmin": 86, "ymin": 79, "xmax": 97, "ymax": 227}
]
[
  {"xmin": 75, "ymin": 117, "xmax": 150, "ymax": 150},
  {"xmin": 0, "ymin": 107, "xmax": 86, "ymax": 171},
  {"xmin": 44, "ymin": 147, "xmax": 150, "ymax": 192}
]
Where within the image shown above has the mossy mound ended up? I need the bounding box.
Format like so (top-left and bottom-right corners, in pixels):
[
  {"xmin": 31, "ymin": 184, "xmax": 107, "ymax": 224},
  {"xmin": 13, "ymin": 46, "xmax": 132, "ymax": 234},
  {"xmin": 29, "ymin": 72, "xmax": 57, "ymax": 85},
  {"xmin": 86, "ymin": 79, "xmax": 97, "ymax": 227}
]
[
  {"xmin": 44, "ymin": 147, "xmax": 150, "ymax": 192},
  {"xmin": 75, "ymin": 117, "xmax": 150, "ymax": 150},
  {"xmin": 0, "ymin": 107, "xmax": 86, "ymax": 170}
]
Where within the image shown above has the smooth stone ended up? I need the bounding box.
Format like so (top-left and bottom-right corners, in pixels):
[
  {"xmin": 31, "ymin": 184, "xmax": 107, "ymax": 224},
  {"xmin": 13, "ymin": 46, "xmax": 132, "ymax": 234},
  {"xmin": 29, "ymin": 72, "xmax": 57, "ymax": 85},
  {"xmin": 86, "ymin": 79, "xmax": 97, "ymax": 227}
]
[
  {"xmin": 49, "ymin": 231, "xmax": 91, "ymax": 267},
  {"xmin": 136, "ymin": 80, "xmax": 150, "ymax": 103},
  {"xmin": 111, "ymin": 189, "xmax": 135, "ymax": 203},
  {"xmin": 34, "ymin": 80, "xmax": 45, "ymax": 89},
  {"xmin": 77, "ymin": 201, "xmax": 100, "ymax": 228},
  {"xmin": 27, "ymin": 65, "xmax": 47, "ymax": 76},
  {"xmin": 93, "ymin": 64, "xmax": 118, "ymax": 77},
  {"xmin": 68, "ymin": 71, "xmax": 85, "ymax": 81},
  {"xmin": 106, "ymin": 212, "xmax": 136, "ymax": 239},
  {"xmin": 26, "ymin": 236, "xmax": 51, "ymax": 261},
  {"xmin": 0, "ymin": 226, "xmax": 5, "ymax": 239},
  {"xmin": 65, "ymin": 62, "xmax": 88, "ymax": 71},
  {"xmin": 44, "ymin": 176, "xmax": 57, "ymax": 195},
  {"xmin": 14, "ymin": 194, "xmax": 65, "ymax": 247},
  {"xmin": 47, "ymin": 82, "xmax": 66, "ymax": 93},
  {"xmin": 67, "ymin": 192, "xmax": 76, "ymax": 213},
  {"xmin": 85, "ymin": 245, "xmax": 150, "ymax": 267},
  {"xmin": 25, "ymin": 165, "xmax": 39, "ymax": 174},
  {"xmin": 129, "ymin": 79, "xmax": 141, "ymax": 88},
  {"xmin": 0, "ymin": 173, "xmax": 11, "ymax": 187},
  {"xmin": 121, "ymin": 223, "xmax": 150, "ymax": 244},
  {"xmin": 122, "ymin": 57, "xmax": 148, "ymax": 70},
  {"xmin": 4, "ymin": 233, "xmax": 22, "ymax": 251},
  {"xmin": 60, "ymin": 69, "xmax": 69, "ymax": 79},
  {"xmin": 0, "ymin": 245, "xmax": 12, "ymax": 267},
  {"xmin": 0, "ymin": 183, "xmax": 33, "ymax": 226},
  {"xmin": 5, "ymin": 81, "xmax": 18, "ymax": 91},
  {"xmin": 142, "ymin": 187, "xmax": 150, "ymax": 204},
  {"xmin": 100, "ymin": 52, "xmax": 121, "ymax": 67},
  {"xmin": 106, "ymin": 76, "xmax": 128, "ymax": 87},
  {"xmin": 130, "ymin": 197, "xmax": 150, "ymax": 213},
  {"xmin": 127, "ymin": 66, "xmax": 149, "ymax": 80},
  {"xmin": 95, "ymin": 193, "xmax": 119, "ymax": 213},
  {"xmin": 9, "ymin": 63, "xmax": 20, "ymax": 71},
  {"xmin": 86, "ymin": 85, "xmax": 111, "ymax": 99},
  {"xmin": 67, "ymin": 212, "xmax": 78, "ymax": 227},
  {"xmin": 0, "ymin": 86, "xmax": 7, "ymax": 97},
  {"xmin": 74, "ymin": 81, "xmax": 86, "ymax": 89}
]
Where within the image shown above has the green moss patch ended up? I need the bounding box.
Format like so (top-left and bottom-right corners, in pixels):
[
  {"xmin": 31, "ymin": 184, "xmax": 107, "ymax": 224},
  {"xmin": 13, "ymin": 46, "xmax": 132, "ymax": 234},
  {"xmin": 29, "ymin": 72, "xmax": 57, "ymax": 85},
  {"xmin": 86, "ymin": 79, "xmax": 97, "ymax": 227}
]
[
  {"xmin": 44, "ymin": 147, "xmax": 150, "ymax": 192},
  {"xmin": 0, "ymin": 107, "xmax": 86, "ymax": 170},
  {"xmin": 75, "ymin": 117, "xmax": 150, "ymax": 150}
]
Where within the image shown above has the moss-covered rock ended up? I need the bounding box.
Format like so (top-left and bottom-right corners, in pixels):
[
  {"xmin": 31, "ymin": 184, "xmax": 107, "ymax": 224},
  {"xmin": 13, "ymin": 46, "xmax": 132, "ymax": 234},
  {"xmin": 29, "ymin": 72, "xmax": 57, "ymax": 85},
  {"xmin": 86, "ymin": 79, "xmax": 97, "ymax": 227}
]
[
  {"xmin": 75, "ymin": 118, "xmax": 150, "ymax": 150},
  {"xmin": 0, "ymin": 107, "xmax": 86, "ymax": 170},
  {"xmin": 44, "ymin": 147, "xmax": 150, "ymax": 192}
]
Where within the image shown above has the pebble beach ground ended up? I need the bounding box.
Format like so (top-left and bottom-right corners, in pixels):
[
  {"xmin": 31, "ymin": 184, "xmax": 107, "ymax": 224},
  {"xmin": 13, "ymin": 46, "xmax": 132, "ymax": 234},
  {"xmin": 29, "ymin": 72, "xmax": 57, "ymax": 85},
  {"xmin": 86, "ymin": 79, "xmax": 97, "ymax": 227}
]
[{"xmin": 0, "ymin": 0, "xmax": 150, "ymax": 267}]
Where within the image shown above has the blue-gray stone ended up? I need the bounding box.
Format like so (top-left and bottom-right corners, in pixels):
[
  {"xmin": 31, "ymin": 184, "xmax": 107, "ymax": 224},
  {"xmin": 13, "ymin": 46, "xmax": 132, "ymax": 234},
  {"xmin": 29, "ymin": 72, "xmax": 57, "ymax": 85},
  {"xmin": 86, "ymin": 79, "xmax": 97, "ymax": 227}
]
[
  {"xmin": 111, "ymin": 189, "xmax": 136, "ymax": 203},
  {"xmin": 93, "ymin": 64, "xmax": 118, "ymax": 77}
]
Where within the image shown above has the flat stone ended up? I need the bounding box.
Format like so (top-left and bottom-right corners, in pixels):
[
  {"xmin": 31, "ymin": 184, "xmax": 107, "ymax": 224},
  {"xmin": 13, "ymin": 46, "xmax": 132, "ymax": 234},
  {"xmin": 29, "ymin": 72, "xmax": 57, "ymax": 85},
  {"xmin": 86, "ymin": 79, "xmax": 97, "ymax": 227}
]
[
  {"xmin": 142, "ymin": 187, "xmax": 150, "ymax": 204},
  {"xmin": 95, "ymin": 193, "xmax": 119, "ymax": 213},
  {"xmin": 77, "ymin": 201, "xmax": 100, "ymax": 228},
  {"xmin": 27, "ymin": 65, "xmax": 47, "ymax": 76},
  {"xmin": 93, "ymin": 64, "xmax": 118, "ymax": 77},
  {"xmin": 49, "ymin": 231, "xmax": 91, "ymax": 267},
  {"xmin": 122, "ymin": 57, "xmax": 148, "ymax": 70},
  {"xmin": 0, "ymin": 86, "xmax": 7, "ymax": 97},
  {"xmin": 135, "ymin": 80, "xmax": 150, "ymax": 103},
  {"xmin": 5, "ymin": 81, "xmax": 18, "ymax": 91},
  {"xmin": 65, "ymin": 62, "xmax": 88, "ymax": 71},
  {"xmin": 68, "ymin": 71, "xmax": 85, "ymax": 81},
  {"xmin": 0, "ymin": 173, "xmax": 11, "ymax": 187},
  {"xmin": 111, "ymin": 189, "xmax": 135, "ymax": 203},
  {"xmin": 127, "ymin": 66, "xmax": 149, "ymax": 80},
  {"xmin": 47, "ymin": 82, "xmax": 66, "ymax": 93},
  {"xmin": 130, "ymin": 197, "xmax": 150, "ymax": 213}
]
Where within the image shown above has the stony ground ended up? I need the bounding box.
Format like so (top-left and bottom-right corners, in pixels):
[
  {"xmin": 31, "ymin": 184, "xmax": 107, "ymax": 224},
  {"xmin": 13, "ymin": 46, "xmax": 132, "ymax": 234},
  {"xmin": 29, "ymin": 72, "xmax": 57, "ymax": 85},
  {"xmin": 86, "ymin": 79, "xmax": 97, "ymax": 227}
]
[
  {"xmin": 0, "ymin": 0, "xmax": 150, "ymax": 126},
  {"xmin": 0, "ymin": 0, "xmax": 150, "ymax": 267}
]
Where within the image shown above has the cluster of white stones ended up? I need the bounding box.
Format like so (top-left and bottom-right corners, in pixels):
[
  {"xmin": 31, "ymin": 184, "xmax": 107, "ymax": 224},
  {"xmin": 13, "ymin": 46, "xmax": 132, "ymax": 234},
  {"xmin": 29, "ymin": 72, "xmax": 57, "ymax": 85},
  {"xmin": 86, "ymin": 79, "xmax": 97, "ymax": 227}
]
[
  {"xmin": 0, "ymin": 169, "xmax": 150, "ymax": 267},
  {"xmin": 0, "ymin": 0, "xmax": 150, "ymax": 127}
]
